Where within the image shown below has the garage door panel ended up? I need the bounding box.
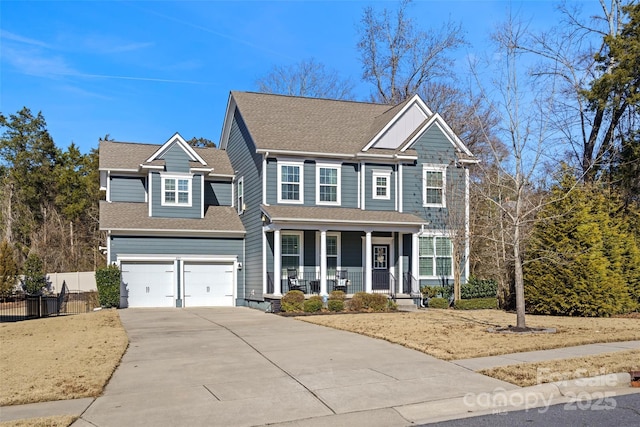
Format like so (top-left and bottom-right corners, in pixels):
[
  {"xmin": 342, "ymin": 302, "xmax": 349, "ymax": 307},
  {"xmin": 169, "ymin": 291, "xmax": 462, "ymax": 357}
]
[
  {"xmin": 184, "ymin": 263, "xmax": 234, "ymax": 307},
  {"xmin": 121, "ymin": 262, "xmax": 175, "ymax": 308}
]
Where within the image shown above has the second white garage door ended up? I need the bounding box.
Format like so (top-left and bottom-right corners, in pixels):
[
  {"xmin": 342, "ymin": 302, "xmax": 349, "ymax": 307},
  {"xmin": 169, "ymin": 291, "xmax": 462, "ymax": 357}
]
[{"xmin": 183, "ymin": 262, "xmax": 234, "ymax": 307}]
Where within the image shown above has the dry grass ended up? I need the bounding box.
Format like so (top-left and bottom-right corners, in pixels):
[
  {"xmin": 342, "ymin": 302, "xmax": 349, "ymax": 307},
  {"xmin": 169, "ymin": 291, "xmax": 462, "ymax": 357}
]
[
  {"xmin": 479, "ymin": 349, "xmax": 640, "ymax": 387},
  {"xmin": 298, "ymin": 309, "xmax": 640, "ymax": 360},
  {"xmin": 0, "ymin": 416, "xmax": 77, "ymax": 427},
  {"xmin": 0, "ymin": 309, "xmax": 128, "ymax": 406}
]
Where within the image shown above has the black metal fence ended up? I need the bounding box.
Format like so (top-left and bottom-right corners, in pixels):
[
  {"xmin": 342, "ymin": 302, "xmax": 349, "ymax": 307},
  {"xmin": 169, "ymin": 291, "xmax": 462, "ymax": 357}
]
[{"xmin": 0, "ymin": 282, "xmax": 98, "ymax": 323}]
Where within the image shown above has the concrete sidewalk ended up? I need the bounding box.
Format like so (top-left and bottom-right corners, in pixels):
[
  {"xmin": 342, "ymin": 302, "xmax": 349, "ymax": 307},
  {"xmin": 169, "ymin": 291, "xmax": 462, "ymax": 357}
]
[{"xmin": 1, "ymin": 308, "xmax": 637, "ymax": 426}]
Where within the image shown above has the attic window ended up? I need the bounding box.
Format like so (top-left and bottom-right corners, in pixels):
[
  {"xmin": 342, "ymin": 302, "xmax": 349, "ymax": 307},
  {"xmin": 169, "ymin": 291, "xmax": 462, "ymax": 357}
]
[{"xmin": 162, "ymin": 174, "xmax": 192, "ymax": 207}]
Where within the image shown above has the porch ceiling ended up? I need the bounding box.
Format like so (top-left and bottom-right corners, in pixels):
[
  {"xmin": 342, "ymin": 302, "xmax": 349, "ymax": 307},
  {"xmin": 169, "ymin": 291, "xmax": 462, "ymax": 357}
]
[{"xmin": 261, "ymin": 205, "xmax": 426, "ymax": 229}]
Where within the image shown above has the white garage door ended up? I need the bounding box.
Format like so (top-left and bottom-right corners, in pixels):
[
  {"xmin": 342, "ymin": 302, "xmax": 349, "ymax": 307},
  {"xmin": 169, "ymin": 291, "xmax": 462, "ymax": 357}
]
[
  {"xmin": 183, "ymin": 262, "xmax": 234, "ymax": 307},
  {"xmin": 121, "ymin": 262, "xmax": 175, "ymax": 308}
]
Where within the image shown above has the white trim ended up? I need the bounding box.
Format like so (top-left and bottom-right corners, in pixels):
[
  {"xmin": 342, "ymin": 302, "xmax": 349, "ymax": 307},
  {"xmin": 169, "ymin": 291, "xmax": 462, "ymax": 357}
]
[
  {"xmin": 315, "ymin": 162, "xmax": 342, "ymax": 206},
  {"xmin": 107, "ymin": 228, "xmax": 245, "ymax": 238},
  {"xmin": 417, "ymin": 233, "xmax": 453, "ymax": 280},
  {"xmin": 281, "ymin": 231, "xmax": 304, "ymax": 275},
  {"xmin": 106, "ymin": 171, "xmax": 111, "ymax": 202},
  {"xmin": 201, "ymin": 175, "xmax": 205, "ymax": 219},
  {"xmin": 315, "ymin": 231, "xmax": 341, "ymax": 273},
  {"xmin": 148, "ymin": 172, "xmax": 153, "ymax": 217},
  {"xmin": 398, "ymin": 164, "xmax": 403, "ymax": 213},
  {"xmin": 363, "ymin": 95, "xmax": 433, "ymax": 151},
  {"xmin": 262, "ymin": 153, "xmax": 269, "ymax": 206},
  {"xmin": 372, "ymin": 169, "xmax": 391, "ymax": 200},
  {"xmin": 218, "ymin": 93, "xmax": 237, "ymax": 150},
  {"xmin": 160, "ymin": 173, "xmax": 193, "ymax": 207},
  {"xmin": 422, "ymin": 164, "xmax": 447, "ymax": 208},
  {"xmin": 146, "ymin": 132, "xmax": 207, "ymax": 165},
  {"xmin": 360, "ymin": 162, "xmax": 366, "ymax": 210},
  {"xmin": 237, "ymin": 176, "xmax": 244, "ymax": 214},
  {"xmin": 465, "ymin": 167, "xmax": 470, "ymax": 283},
  {"xmin": 277, "ymin": 160, "xmax": 304, "ymax": 204}
]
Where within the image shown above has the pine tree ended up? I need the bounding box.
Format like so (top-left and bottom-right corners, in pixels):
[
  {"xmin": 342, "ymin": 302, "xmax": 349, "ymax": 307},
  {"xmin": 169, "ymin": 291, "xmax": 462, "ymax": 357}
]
[{"xmin": 524, "ymin": 173, "xmax": 636, "ymax": 316}]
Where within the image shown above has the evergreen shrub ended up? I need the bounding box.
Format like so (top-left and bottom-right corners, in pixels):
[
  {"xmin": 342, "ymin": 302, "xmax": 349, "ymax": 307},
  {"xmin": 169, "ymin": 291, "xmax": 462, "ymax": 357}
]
[
  {"xmin": 281, "ymin": 290, "xmax": 304, "ymax": 312},
  {"xmin": 303, "ymin": 295, "xmax": 323, "ymax": 313},
  {"xmin": 454, "ymin": 298, "xmax": 497, "ymax": 310},
  {"xmin": 461, "ymin": 277, "xmax": 497, "ymax": 299},
  {"xmin": 428, "ymin": 297, "xmax": 449, "ymax": 309},
  {"xmin": 95, "ymin": 264, "xmax": 121, "ymax": 308}
]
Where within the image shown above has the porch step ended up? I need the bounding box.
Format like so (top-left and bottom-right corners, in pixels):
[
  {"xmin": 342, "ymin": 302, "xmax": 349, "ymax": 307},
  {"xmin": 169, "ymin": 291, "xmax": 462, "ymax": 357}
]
[{"xmin": 394, "ymin": 297, "xmax": 418, "ymax": 312}]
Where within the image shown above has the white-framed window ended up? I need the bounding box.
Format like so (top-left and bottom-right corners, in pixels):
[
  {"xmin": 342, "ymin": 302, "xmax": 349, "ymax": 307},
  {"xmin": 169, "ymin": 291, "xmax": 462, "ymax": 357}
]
[
  {"xmin": 281, "ymin": 232, "xmax": 303, "ymax": 273},
  {"xmin": 161, "ymin": 174, "xmax": 192, "ymax": 207},
  {"xmin": 419, "ymin": 236, "xmax": 452, "ymax": 277},
  {"xmin": 237, "ymin": 177, "xmax": 244, "ymax": 214},
  {"xmin": 316, "ymin": 232, "xmax": 341, "ymax": 275},
  {"xmin": 278, "ymin": 161, "xmax": 304, "ymax": 203},
  {"xmin": 423, "ymin": 164, "xmax": 447, "ymax": 207},
  {"xmin": 316, "ymin": 163, "xmax": 341, "ymax": 205},
  {"xmin": 372, "ymin": 170, "xmax": 391, "ymax": 200}
]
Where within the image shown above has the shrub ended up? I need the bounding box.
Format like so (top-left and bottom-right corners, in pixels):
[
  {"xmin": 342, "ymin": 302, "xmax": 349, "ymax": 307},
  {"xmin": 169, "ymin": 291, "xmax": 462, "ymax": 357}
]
[
  {"xmin": 21, "ymin": 253, "xmax": 48, "ymax": 295},
  {"xmin": 303, "ymin": 296, "xmax": 323, "ymax": 313},
  {"xmin": 428, "ymin": 297, "xmax": 449, "ymax": 309},
  {"xmin": 329, "ymin": 290, "xmax": 346, "ymax": 301},
  {"xmin": 327, "ymin": 299, "xmax": 344, "ymax": 312},
  {"xmin": 346, "ymin": 292, "xmax": 392, "ymax": 312},
  {"xmin": 95, "ymin": 264, "xmax": 121, "ymax": 308},
  {"xmin": 461, "ymin": 276, "xmax": 498, "ymax": 299},
  {"xmin": 454, "ymin": 297, "xmax": 497, "ymax": 310},
  {"xmin": 281, "ymin": 290, "xmax": 304, "ymax": 312}
]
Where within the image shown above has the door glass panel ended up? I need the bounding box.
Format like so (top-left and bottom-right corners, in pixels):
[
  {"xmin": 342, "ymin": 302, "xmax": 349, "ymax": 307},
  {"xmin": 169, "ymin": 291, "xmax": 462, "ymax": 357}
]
[{"xmin": 373, "ymin": 246, "xmax": 387, "ymax": 269}]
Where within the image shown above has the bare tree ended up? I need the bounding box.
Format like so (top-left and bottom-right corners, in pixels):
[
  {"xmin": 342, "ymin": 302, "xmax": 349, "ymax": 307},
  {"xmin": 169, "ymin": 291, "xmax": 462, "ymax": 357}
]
[
  {"xmin": 357, "ymin": 0, "xmax": 466, "ymax": 105},
  {"xmin": 522, "ymin": 0, "xmax": 637, "ymax": 182},
  {"xmin": 471, "ymin": 15, "xmax": 563, "ymax": 329},
  {"xmin": 255, "ymin": 58, "xmax": 355, "ymax": 100}
]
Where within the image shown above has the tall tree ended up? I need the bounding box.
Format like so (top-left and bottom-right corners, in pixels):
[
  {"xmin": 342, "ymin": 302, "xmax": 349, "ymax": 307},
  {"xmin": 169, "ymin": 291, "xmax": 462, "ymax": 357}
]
[
  {"xmin": 256, "ymin": 58, "xmax": 355, "ymax": 100},
  {"xmin": 0, "ymin": 240, "xmax": 18, "ymax": 299},
  {"xmin": 357, "ymin": 0, "xmax": 465, "ymax": 104},
  {"xmin": 0, "ymin": 107, "xmax": 59, "ymax": 250},
  {"xmin": 471, "ymin": 14, "xmax": 566, "ymax": 329},
  {"xmin": 524, "ymin": 0, "xmax": 639, "ymax": 182}
]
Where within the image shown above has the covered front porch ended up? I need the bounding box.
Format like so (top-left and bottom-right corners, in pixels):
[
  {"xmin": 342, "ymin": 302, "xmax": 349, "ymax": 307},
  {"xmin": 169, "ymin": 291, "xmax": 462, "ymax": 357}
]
[{"xmin": 260, "ymin": 206, "xmax": 427, "ymax": 297}]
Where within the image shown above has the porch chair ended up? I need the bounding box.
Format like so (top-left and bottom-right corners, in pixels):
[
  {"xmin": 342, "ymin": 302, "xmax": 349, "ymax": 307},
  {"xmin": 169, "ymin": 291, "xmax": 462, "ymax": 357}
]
[
  {"xmin": 287, "ymin": 268, "xmax": 307, "ymax": 293},
  {"xmin": 333, "ymin": 269, "xmax": 349, "ymax": 293}
]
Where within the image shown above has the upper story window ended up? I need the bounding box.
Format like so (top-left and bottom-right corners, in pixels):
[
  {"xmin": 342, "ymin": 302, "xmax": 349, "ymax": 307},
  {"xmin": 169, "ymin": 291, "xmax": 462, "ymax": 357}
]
[
  {"xmin": 161, "ymin": 174, "xmax": 192, "ymax": 207},
  {"xmin": 423, "ymin": 164, "xmax": 447, "ymax": 207},
  {"xmin": 372, "ymin": 170, "xmax": 391, "ymax": 200},
  {"xmin": 419, "ymin": 236, "xmax": 452, "ymax": 278},
  {"xmin": 278, "ymin": 161, "xmax": 304, "ymax": 204},
  {"xmin": 316, "ymin": 163, "xmax": 341, "ymax": 205},
  {"xmin": 237, "ymin": 177, "xmax": 244, "ymax": 214}
]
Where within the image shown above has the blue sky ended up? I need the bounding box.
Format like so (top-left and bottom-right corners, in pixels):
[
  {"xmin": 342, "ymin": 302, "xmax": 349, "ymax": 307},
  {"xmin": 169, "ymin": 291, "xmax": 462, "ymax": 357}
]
[{"xmin": 1, "ymin": 1, "xmax": 598, "ymax": 154}]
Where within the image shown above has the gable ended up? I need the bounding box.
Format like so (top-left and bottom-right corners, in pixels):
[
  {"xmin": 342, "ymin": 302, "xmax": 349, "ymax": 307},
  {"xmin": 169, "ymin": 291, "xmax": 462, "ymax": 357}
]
[
  {"xmin": 146, "ymin": 133, "xmax": 207, "ymax": 166},
  {"xmin": 365, "ymin": 98, "xmax": 430, "ymax": 150}
]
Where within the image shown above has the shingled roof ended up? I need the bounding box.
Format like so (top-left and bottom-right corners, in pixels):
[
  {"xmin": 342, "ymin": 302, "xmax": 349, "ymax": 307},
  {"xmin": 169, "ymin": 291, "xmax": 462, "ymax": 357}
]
[
  {"xmin": 99, "ymin": 140, "xmax": 235, "ymax": 176},
  {"xmin": 100, "ymin": 201, "xmax": 245, "ymax": 235},
  {"xmin": 262, "ymin": 205, "xmax": 426, "ymax": 227},
  {"xmin": 228, "ymin": 91, "xmax": 418, "ymax": 157}
]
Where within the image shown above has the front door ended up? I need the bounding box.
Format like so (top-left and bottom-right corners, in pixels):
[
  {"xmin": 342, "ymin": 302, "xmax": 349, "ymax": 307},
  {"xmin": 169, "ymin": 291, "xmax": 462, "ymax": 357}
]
[{"xmin": 372, "ymin": 245, "xmax": 389, "ymax": 291}]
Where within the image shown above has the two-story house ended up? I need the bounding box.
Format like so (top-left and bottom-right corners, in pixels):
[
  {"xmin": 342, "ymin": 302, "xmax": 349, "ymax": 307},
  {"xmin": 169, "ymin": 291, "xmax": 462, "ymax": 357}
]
[
  {"xmin": 219, "ymin": 91, "xmax": 477, "ymax": 310},
  {"xmin": 99, "ymin": 133, "xmax": 245, "ymax": 308}
]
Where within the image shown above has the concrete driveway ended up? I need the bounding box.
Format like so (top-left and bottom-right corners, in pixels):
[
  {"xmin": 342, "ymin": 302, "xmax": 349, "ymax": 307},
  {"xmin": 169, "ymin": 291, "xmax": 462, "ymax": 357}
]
[{"xmin": 75, "ymin": 307, "xmax": 516, "ymax": 426}]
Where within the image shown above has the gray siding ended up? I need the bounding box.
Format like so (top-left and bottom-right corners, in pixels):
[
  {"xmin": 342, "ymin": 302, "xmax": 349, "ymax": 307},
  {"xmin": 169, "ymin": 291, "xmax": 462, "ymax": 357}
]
[
  {"xmin": 341, "ymin": 163, "xmax": 359, "ymax": 208},
  {"xmin": 162, "ymin": 143, "xmax": 191, "ymax": 173},
  {"xmin": 110, "ymin": 176, "xmax": 146, "ymax": 202},
  {"xmin": 204, "ymin": 181, "xmax": 232, "ymax": 206},
  {"xmin": 365, "ymin": 164, "xmax": 396, "ymax": 211},
  {"xmin": 151, "ymin": 172, "xmax": 202, "ymax": 218},
  {"xmin": 402, "ymin": 125, "xmax": 464, "ymax": 229},
  {"xmin": 225, "ymin": 110, "xmax": 263, "ymax": 300},
  {"xmin": 110, "ymin": 235, "xmax": 244, "ymax": 294}
]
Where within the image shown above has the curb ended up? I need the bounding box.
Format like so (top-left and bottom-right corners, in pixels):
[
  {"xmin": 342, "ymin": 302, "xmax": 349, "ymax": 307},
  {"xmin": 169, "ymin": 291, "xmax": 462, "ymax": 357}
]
[{"xmin": 394, "ymin": 372, "xmax": 637, "ymax": 425}]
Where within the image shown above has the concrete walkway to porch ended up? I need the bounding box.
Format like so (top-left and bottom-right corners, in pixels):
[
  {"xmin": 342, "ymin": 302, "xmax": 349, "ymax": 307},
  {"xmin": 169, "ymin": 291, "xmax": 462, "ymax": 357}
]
[{"xmin": 1, "ymin": 308, "xmax": 638, "ymax": 426}]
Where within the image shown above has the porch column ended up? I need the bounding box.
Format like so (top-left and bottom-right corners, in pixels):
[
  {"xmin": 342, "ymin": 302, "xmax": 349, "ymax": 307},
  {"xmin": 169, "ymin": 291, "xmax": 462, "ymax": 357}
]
[
  {"xmin": 273, "ymin": 229, "xmax": 282, "ymax": 296},
  {"xmin": 365, "ymin": 230, "xmax": 372, "ymax": 293},
  {"xmin": 320, "ymin": 229, "xmax": 328, "ymax": 295},
  {"xmin": 398, "ymin": 233, "xmax": 403, "ymax": 292},
  {"xmin": 411, "ymin": 232, "xmax": 420, "ymax": 295}
]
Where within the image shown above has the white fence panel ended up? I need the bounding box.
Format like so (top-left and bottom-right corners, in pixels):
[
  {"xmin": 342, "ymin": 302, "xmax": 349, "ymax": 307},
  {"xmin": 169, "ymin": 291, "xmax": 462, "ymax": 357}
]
[{"xmin": 47, "ymin": 271, "xmax": 97, "ymax": 292}]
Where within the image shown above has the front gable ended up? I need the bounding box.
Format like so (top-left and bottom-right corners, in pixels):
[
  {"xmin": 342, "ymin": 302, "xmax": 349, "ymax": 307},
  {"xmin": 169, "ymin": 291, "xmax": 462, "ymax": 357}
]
[{"xmin": 145, "ymin": 133, "xmax": 207, "ymax": 168}]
